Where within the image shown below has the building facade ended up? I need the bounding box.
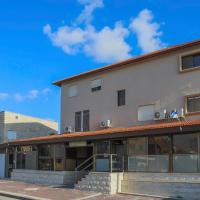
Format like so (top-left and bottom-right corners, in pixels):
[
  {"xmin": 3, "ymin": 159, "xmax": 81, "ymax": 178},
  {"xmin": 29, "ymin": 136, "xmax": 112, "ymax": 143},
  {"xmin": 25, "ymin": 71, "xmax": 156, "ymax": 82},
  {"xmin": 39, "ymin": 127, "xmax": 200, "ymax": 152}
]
[
  {"xmin": 1, "ymin": 39, "xmax": 200, "ymax": 198},
  {"xmin": 0, "ymin": 111, "xmax": 58, "ymax": 143}
]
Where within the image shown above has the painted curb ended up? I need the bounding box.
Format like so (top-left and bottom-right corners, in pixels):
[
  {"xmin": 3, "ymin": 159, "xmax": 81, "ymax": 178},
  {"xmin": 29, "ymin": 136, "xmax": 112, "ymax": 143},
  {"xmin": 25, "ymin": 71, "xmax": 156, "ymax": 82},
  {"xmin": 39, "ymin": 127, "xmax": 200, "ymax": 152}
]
[{"xmin": 0, "ymin": 190, "xmax": 50, "ymax": 200}]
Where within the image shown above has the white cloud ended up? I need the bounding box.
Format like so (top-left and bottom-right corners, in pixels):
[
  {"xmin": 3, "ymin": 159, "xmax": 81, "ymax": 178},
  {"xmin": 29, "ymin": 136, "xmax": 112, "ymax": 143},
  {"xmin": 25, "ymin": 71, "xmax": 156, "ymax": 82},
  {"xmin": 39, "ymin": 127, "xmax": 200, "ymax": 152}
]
[
  {"xmin": 0, "ymin": 93, "xmax": 9, "ymax": 100},
  {"xmin": 84, "ymin": 23, "xmax": 131, "ymax": 63},
  {"xmin": 42, "ymin": 88, "xmax": 51, "ymax": 95},
  {"xmin": 76, "ymin": 0, "xmax": 104, "ymax": 24},
  {"xmin": 129, "ymin": 9, "xmax": 166, "ymax": 53},
  {"xmin": 43, "ymin": 24, "xmax": 86, "ymax": 54},
  {"xmin": 27, "ymin": 90, "xmax": 39, "ymax": 100},
  {"xmin": 44, "ymin": 1, "xmax": 165, "ymax": 63},
  {"xmin": 14, "ymin": 93, "xmax": 24, "ymax": 102}
]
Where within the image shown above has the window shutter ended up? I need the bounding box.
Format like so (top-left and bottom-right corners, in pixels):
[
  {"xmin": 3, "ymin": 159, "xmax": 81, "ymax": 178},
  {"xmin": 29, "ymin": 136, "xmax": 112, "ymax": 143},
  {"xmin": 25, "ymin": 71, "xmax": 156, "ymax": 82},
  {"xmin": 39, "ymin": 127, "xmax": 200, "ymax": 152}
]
[
  {"xmin": 117, "ymin": 90, "xmax": 126, "ymax": 106},
  {"xmin": 83, "ymin": 110, "xmax": 90, "ymax": 131},
  {"xmin": 68, "ymin": 85, "xmax": 78, "ymax": 97},
  {"xmin": 75, "ymin": 112, "xmax": 82, "ymax": 132}
]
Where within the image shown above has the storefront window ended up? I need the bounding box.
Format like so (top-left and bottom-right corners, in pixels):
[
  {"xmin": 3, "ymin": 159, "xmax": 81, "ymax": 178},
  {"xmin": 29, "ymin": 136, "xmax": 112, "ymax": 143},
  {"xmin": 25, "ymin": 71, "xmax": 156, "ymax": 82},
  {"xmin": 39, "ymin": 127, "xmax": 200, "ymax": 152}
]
[
  {"xmin": 128, "ymin": 137, "xmax": 148, "ymax": 172},
  {"xmin": 148, "ymin": 136, "xmax": 171, "ymax": 172},
  {"xmin": 173, "ymin": 134, "xmax": 198, "ymax": 172},
  {"xmin": 17, "ymin": 146, "xmax": 37, "ymax": 170},
  {"xmin": 38, "ymin": 144, "xmax": 65, "ymax": 171}
]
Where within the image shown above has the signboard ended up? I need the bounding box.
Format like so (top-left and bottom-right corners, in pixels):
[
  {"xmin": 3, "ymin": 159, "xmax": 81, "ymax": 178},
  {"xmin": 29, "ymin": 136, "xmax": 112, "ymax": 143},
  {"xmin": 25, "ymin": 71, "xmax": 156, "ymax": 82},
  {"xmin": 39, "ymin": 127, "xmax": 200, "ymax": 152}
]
[
  {"xmin": 69, "ymin": 141, "xmax": 87, "ymax": 147},
  {"xmin": 21, "ymin": 146, "xmax": 32, "ymax": 152}
]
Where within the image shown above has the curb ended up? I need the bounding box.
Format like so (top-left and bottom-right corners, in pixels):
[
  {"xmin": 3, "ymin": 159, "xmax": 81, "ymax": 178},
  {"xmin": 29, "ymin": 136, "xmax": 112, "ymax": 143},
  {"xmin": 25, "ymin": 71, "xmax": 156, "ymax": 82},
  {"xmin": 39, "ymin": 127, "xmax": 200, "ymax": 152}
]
[{"xmin": 0, "ymin": 190, "xmax": 50, "ymax": 200}]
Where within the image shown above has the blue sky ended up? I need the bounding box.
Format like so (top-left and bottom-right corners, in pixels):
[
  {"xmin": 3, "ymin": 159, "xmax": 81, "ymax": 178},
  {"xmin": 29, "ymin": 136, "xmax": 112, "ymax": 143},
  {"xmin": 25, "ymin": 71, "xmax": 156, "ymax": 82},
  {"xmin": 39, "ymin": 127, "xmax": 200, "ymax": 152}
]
[{"xmin": 0, "ymin": 0, "xmax": 200, "ymax": 124}]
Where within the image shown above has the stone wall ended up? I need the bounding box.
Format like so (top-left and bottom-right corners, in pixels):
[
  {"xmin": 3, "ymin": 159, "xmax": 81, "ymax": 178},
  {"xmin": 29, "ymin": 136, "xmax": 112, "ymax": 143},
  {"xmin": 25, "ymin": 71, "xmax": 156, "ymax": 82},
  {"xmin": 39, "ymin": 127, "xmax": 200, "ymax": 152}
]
[
  {"xmin": 11, "ymin": 169, "xmax": 85, "ymax": 187},
  {"xmin": 75, "ymin": 172, "xmax": 123, "ymax": 194}
]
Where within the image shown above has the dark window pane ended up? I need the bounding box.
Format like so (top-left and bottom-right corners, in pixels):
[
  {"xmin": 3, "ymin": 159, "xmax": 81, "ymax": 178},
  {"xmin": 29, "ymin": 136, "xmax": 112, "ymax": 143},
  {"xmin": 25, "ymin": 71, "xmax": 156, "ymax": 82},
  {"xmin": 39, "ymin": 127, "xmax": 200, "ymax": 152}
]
[
  {"xmin": 128, "ymin": 138, "xmax": 147, "ymax": 155},
  {"xmin": 38, "ymin": 145, "xmax": 51, "ymax": 157},
  {"xmin": 187, "ymin": 95, "xmax": 200, "ymax": 113},
  {"xmin": 83, "ymin": 110, "xmax": 90, "ymax": 131},
  {"xmin": 91, "ymin": 86, "xmax": 101, "ymax": 92},
  {"xmin": 182, "ymin": 55, "xmax": 194, "ymax": 70},
  {"xmin": 75, "ymin": 111, "xmax": 82, "ymax": 132},
  {"xmin": 148, "ymin": 136, "xmax": 171, "ymax": 155},
  {"xmin": 95, "ymin": 141, "xmax": 110, "ymax": 154},
  {"xmin": 194, "ymin": 54, "xmax": 200, "ymax": 67},
  {"xmin": 117, "ymin": 89, "xmax": 126, "ymax": 106},
  {"xmin": 173, "ymin": 134, "xmax": 198, "ymax": 154}
]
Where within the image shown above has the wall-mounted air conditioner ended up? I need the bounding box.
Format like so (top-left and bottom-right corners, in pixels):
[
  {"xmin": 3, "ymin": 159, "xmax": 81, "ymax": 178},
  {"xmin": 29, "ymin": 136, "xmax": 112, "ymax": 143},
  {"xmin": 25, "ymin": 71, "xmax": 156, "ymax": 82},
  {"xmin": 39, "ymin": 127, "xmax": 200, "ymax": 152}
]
[
  {"xmin": 100, "ymin": 120, "xmax": 112, "ymax": 128},
  {"xmin": 154, "ymin": 108, "xmax": 185, "ymax": 121},
  {"xmin": 65, "ymin": 126, "xmax": 74, "ymax": 133}
]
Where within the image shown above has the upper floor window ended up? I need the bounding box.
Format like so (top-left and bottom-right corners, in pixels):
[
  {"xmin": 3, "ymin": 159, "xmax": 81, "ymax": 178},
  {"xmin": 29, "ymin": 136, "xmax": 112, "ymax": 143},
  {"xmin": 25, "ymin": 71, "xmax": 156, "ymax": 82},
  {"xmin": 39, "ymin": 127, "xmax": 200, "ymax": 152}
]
[
  {"xmin": 91, "ymin": 79, "xmax": 102, "ymax": 92},
  {"xmin": 181, "ymin": 52, "xmax": 200, "ymax": 71},
  {"xmin": 68, "ymin": 85, "xmax": 78, "ymax": 97},
  {"xmin": 75, "ymin": 110, "xmax": 90, "ymax": 132},
  {"xmin": 7, "ymin": 130, "xmax": 17, "ymax": 141},
  {"xmin": 117, "ymin": 89, "xmax": 126, "ymax": 106},
  {"xmin": 138, "ymin": 104, "xmax": 155, "ymax": 121},
  {"xmin": 185, "ymin": 94, "xmax": 200, "ymax": 114}
]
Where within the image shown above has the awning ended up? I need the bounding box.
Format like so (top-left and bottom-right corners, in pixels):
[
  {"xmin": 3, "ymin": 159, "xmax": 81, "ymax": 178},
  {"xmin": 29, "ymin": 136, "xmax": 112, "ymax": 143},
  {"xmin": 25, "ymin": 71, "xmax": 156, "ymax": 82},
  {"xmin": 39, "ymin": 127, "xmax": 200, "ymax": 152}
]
[{"xmin": 4, "ymin": 119, "xmax": 200, "ymax": 146}]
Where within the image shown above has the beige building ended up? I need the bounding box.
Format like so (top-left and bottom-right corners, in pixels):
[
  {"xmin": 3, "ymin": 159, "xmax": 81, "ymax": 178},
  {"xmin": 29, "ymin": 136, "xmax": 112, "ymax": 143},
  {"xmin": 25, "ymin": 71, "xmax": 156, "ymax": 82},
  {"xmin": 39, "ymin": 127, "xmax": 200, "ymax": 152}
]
[
  {"xmin": 1, "ymin": 39, "xmax": 200, "ymax": 199},
  {"xmin": 55, "ymin": 40, "xmax": 200, "ymax": 133},
  {"xmin": 0, "ymin": 111, "xmax": 58, "ymax": 143}
]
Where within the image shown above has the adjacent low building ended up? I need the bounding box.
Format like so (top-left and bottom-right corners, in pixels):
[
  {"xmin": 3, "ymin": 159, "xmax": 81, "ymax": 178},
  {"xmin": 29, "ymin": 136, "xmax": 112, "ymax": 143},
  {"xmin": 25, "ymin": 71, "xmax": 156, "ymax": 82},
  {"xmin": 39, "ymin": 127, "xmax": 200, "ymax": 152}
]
[
  {"xmin": 1, "ymin": 39, "xmax": 200, "ymax": 199},
  {"xmin": 0, "ymin": 111, "xmax": 58, "ymax": 144}
]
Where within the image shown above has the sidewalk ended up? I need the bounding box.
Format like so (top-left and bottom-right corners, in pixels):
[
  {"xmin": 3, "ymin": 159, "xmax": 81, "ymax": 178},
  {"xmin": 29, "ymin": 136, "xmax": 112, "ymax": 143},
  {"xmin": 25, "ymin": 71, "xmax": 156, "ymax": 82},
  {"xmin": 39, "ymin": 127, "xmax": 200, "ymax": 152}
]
[{"xmin": 0, "ymin": 180, "xmax": 173, "ymax": 200}]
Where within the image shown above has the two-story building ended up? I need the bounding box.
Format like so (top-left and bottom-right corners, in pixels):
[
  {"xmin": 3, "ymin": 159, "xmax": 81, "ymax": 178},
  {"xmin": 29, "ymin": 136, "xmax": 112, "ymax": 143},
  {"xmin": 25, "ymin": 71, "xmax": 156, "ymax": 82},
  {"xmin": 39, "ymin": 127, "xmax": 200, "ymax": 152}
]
[{"xmin": 1, "ymin": 39, "xmax": 200, "ymax": 199}]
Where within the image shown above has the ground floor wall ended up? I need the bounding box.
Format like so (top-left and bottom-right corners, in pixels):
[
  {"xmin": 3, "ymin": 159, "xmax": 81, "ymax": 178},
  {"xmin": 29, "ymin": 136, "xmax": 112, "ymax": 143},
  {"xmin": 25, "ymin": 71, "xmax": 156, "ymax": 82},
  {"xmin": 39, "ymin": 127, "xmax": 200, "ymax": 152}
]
[
  {"xmin": 121, "ymin": 172, "xmax": 200, "ymax": 200},
  {"xmin": 11, "ymin": 169, "xmax": 86, "ymax": 187}
]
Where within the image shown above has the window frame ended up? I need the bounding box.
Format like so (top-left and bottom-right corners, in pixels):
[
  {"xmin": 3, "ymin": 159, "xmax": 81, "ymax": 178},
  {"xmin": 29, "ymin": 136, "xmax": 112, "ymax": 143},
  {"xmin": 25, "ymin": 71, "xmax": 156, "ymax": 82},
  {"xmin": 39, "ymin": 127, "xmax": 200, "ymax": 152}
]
[
  {"xmin": 179, "ymin": 49, "xmax": 200, "ymax": 72},
  {"xmin": 185, "ymin": 93, "xmax": 200, "ymax": 115},
  {"xmin": 91, "ymin": 79, "xmax": 102, "ymax": 92},
  {"xmin": 68, "ymin": 85, "xmax": 78, "ymax": 97},
  {"xmin": 117, "ymin": 89, "xmax": 126, "ymax": 107}
]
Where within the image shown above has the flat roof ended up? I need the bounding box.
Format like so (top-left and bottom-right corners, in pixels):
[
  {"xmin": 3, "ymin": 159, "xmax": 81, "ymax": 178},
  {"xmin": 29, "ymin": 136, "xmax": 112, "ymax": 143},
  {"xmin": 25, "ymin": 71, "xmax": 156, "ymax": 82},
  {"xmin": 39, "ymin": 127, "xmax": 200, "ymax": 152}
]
[
  {"xmin": 53, "ymin": 39, "xmax": 200, "ymax": 87},
  {"xmin": 5, "ymin": 119, "xmax": 200, "ymax": 146}
]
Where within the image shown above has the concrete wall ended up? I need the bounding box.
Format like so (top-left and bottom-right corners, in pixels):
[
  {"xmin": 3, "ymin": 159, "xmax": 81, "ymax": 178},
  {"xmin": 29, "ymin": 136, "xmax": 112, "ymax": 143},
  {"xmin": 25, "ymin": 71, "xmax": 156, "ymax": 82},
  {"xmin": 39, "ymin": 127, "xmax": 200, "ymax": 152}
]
[
  {"xmin": 0, "ymin": 111, "xmax": 58, "ymax": 143},
  {"xmin": 121, "ymin": 173, "xmax": 200, "ymax": 200},
  {"xmin": 60, "ymin": 45, "xmax": 200, "ymax": 133}
]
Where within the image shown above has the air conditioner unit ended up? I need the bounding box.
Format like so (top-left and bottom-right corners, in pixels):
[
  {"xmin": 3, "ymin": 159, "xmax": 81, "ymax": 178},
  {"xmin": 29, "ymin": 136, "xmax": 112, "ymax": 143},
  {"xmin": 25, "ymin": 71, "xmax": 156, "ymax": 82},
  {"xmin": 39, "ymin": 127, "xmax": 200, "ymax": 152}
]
[
  {"xmin": 154, "ymin": 108, "xmax": 185, "ymax": 121},
  {"xmin": 154, "ymin": 109, "xmax": 168, "ymax": 120},
  {"xmin": 65, "ymin": 126, "xmax": 73, "ymax": 133},
  {"xmin": 100, "ymin": 120, "xmax": 112, "ymax": 128}
]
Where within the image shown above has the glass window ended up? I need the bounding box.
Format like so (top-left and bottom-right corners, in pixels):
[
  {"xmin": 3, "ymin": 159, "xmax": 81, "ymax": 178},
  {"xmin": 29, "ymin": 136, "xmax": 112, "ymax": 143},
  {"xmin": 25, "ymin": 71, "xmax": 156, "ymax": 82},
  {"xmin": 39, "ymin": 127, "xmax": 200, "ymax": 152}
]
[
  {"xmin": 128, "ymin": 138, "xmax": 148, "ymax": 172},
  {"xmin": 148, "ymin": 136, "xmax": 171, "ymax": 155},
  {"xmin": 117, "ymin": 89, "xmax": 126, "ymax": 107},
  {"xmin": 186, "ymin": 95, "xmax": 200, "ymax": 114},
  {"xmin": 75, "ymin": 111, "xmax": 82, "ymax": 132},
  {"xmin": 95, "ymin": 141, "xmax": 110, "ymax": 154},
  {"xmin": 138, "ymin": 105, "xmax": 155, "ymax": 121},
  {"xmin": 91, "ymin": 79, "xmax": 102, "ymax": 92},
  {"xmin": 182, "ymin": 53, "xmax": 200, "ymax": 70},
  {"xmin": 173, "ymin": 134, "xmax": 198, "ymax": 173},
  {"xmin": 83, "ymin": 110, "xmax": 90, "ymax": 131},
  {"xmin": 128, "ymin": 138, "xmax": 147, "ymax": 155},
  {"xmin": 7, "ymin": 131, "xmax": 17, "ymax": 141},
  {"xmin": 68, "ymin": 85, "xmax": 78, "ymax": 97},
  {"xmin": 173, "ymin": 134, "xmax": 198, "ymax": 154}
]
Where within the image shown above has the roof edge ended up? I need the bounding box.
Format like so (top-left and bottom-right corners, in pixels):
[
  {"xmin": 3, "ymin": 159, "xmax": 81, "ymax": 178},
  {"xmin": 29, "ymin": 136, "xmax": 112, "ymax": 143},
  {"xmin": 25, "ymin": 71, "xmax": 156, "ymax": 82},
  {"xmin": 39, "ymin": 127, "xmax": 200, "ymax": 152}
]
[{"xmin": 53, "ymin": 39, "xmax": 200, "ymax": 87}]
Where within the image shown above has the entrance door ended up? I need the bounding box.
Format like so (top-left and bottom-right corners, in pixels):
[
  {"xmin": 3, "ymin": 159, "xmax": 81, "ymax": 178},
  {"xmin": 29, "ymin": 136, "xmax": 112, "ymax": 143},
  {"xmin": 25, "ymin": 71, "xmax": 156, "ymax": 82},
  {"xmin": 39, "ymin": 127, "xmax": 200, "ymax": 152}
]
[
  {"xmin": 0, "ymin": 154, "xmax": 5, "ymax": 178},
  {"xmin": 65, "ymin": 146, "xmax": 93, "ymax": 171},
  {"xmin": 111, "ymin": 140, "xmax": 125, "ymax": 172}
]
